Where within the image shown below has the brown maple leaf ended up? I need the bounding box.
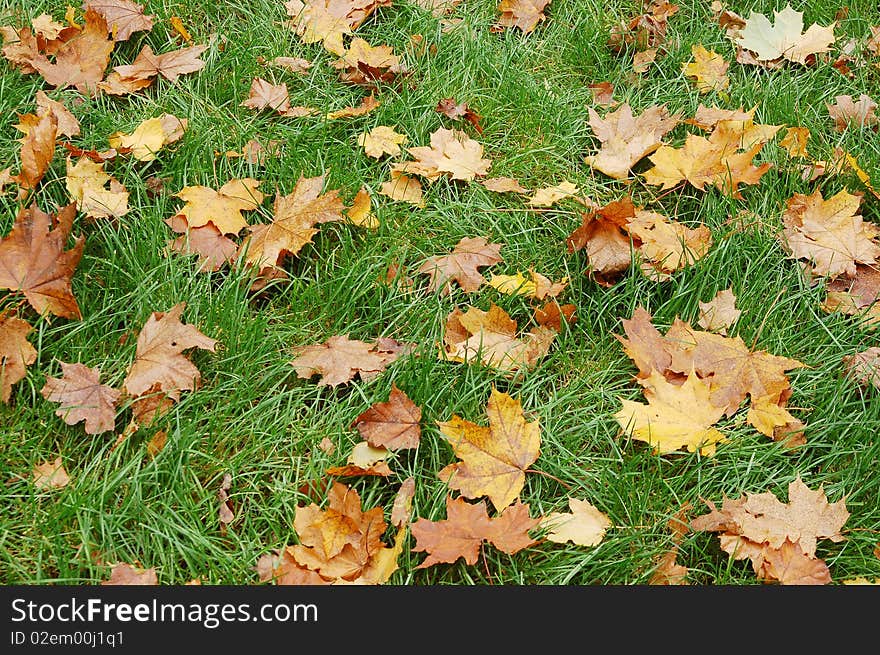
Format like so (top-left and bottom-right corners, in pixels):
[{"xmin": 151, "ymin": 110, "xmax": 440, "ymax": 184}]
[
  {"xmin": 780, "ymin": 187, "xmax": 880, "ymax": 279},
  {"xmin": 393, "ymin": 127, "xmax": 491, "ymax": 182},
  {"xmin": 325, "ymin": 93, "xmax": 379, "ymax": 119},
  {"xmin": 437, "ymin": 387, "xmax": 540, "ymax": 511},
  {"xmin": 608, "ymin": 1, "xmax": 679, "ymax": 53},
  {"xmin": 441, "ymin": 304, "xmax": 557, "ymax": 373},
  {"xmin": 65, "ymin": 156, "xmax": 129, "ymax": 219},
  {"xmin": 122, "ymin": 302, "xmax": 217, "ymax": 401},
  {"xmin": 34, "ymin": 91, "xmax": 80, "ymax": 138},
  {"xmin": 822, "ymin": 264, "xmax": 880, "ymax": 328},
  {"xmin": 416, "ymin": 236, "xmax": 503, "ymax": 295},
  {"xmin": 690, "ymin": 477, "xmax": 848, "ymax": 584},
  {"xmin": 167, "ymin": 218, "xmax": 239, "ymax": 273},
  {"xmin": 625, "ymin": 209, "xmax": 712, "ymax": 282},
  {"xmin": 333, "ymin": 37, "xmax": 406, "ymax": 87},
  {"xmin": 102, "ymin": 562, "xmax": 158, "ymax": 585},
  {"xmin": 566, "ymin": 197, "xmax": 635, "ymax": 286},
  {"xmin": 583, "ymin": 103, "xmax": 679, "ymax": 180},
  {"xmin": 697, "ymin": 288, "xmax": 741, "ymax": 334},
  {"xmin": 111, "ymin": 43, "xmax": 207, "ymax": 84},
  {"xmin": 32, "ymin": 456, "xmax": 71, "ymax": 490},
  {"xmin": 84, "ymin": 0, "xmax": 155, "ymax": 42},
  {"xmin": 286, "ymin": 481, "xmax": 400, "ymax": 582},
  {"xmin": 291, "ymin": 335, "xmax": 409, "ymax": 387},
  {"xmin": 843, "ymin": 346, "xmax": 880, "ymax": 390},
  {"xmin": 0, "ymin": 202, "xmax": 84, "ymax": 319},
  {"xmin": 410, "ymin": 496, "xmax": 539, "ymax": 568},
  {"xmin": 41, "ymin": 361, "xmax": 120, "ymax": 434},
  {"xmin": 29, "ymin": 9, "xmax": 114, "ymax": 95},
  {"xmin": 239, "ymin": 174, "xmax": 345, "ymax": 278},
  {"xmin": 12, "ymin": 107, "xmax": 58, "ymax": 191},
  {"xmin": 494, "ymin": 0, "xmax": 552, "ymax": 35},
  {"xmin": 391, "ymin": 477, "xmax": 416, "ymax": 527},
  {"xmin": 240, "ymin": 78, "xmax": 314, "ymax": 117},
  {"xmin": 326, "ymin": 441, "xmax": 393, "ymax": 478},
  {"xmin": 435, "ymin": 97, "xmax": 484, "ymax": 134},
  {"xmin": 351, "ymin": 383, "xmax": 422, "ymax": 449},
  {"xmin": 827, "ymin": 94, "xmax": 878, "ymax": 132},
  {"xmin": 0, "ymin": 312, "xmax": 38, "ymax": 403}
]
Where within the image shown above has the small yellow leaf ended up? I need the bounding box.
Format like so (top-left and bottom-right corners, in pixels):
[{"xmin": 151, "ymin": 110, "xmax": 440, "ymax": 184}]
[
  {"xmin": 541, "ymin": 498, "xmax": 611, "ymax": 546},
  {"xmin": 357, "ymin": 126, "xmax": 407, "ymax": 158},
  {"xmin": 346, "ymin": 187, "xmax": 378, "ymax": 228}
]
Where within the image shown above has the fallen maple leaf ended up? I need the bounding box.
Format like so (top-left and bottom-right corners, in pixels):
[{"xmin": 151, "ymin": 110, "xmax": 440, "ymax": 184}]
[
  {"xmin": 488, "ymin": 270, "xmax": 568, "ymax": 300},
  {"xmin": 682, "ymin": 44, "xmax": 729, "ymax": 93},
  {"xmin": 284, "ymin": 0, "xmax": 391, "ymax": 56},
  {"xmin": 239, "ymin": 174, "xmax": 345, "ymax": 277},
  {"xmin": 345, "ymin": 187, "xmax": 377, "ymax": 229},
  {"xmin": 0, "ymin": 312, "xmax": 38, "ymax": 403},
  {"xmin": 615, "ymin": 369, "xmax": 728, "ymax": 456},
  {"xmin": 481, "ymin": 177, "xmax": 529, "ymax": 194},
  {"xmin": 110, "ymin": 43, "xmax": 207, "ymax": 84},
  {"xmin": 583, "ymin": 103, "xmax": 679, "ymax": 180},
  {"xmin": 566, "ymin": 197, "xmax": 635, "ymax": 286},
  {"xmin": 690, "ymin": 477, "xmax": 848, "ymax": 584},
  {"xmin": 325, "ymin": 94, "xmax": 379, "ymax": 119},
  {"xmin": 102, "ymin": 562, "xmax": 158, "ymax": 585},
  {"xmin": 588, "ymin": 81, "xmax": 615, "ymax": 106},
  {"xmin": 65, "ymin": 156, "xmax": 129, "ymax": 219},
  {"xmin": 435, "ymin": 97, "xmax": 483, "ymax": 134},
  {"xmin": 625, "ymin": 209, "xmax": 712, "ymax": 281},
  {"xmin": 391, "ymin": 477, "xmax": 416, "ymax": 527},
  {"xmin": 441, "ymin": 304, "xmax": 557, "ymax": 373},
  {"xmin": 734, "ymin": 5, "xmax": 836, "ymax": 66},
  {"xmin": 410, "ymin": 496, "xmax": 539, "ymax": 568},
  {"xmin": 34, "ymin": 91, "xmax": 80, "ymax": 138},
  {"xmin": 778, "ymin": 126, "xmax": 810, "ymax": 158},
  {"xmin": 122, "ymin": 302, "xmax": 217, "ymax": 401},
  {"xmin": 333, "ymin": 37, "xmax": 406, "ymax": 87},
  {"xmin": 170, "ymin": 178, "xmax": 264, "ymax": 235},
  {"xmin": 527, "ymin": 181, "xmax": 580, "ymax": 207},
  {"xmin": 697, "ymin": 288, "xmax": 741, "ymax": 334},
  {"xmin": 780, "ymin": 187, "xmax": 880, "ymax": 279},
  {"xmin": 437, "ymin": 387, "xmax": 540, "ymax": 511},
  {"xmin": 291, "ymin": 335, "xmax": 409, "ymax": 386},
  {"xmin": 494, "ymin": 0, "xmax": 551, "ymax": 34},
  {"xmin": 269, "ymin": 56, "xmax": 312, "ymax": 73},
  {"xmin": 28, "ymin": 9, "xmax": 114, "ymax": 94},
  {"xmin": 12, "ymin": 107, "xmax": 57, "ymax": 191},
  {"xmin": 108, "ymin": 114, "xmax": 187, "ymax": 161},
  {"xmin": 822, "ymin": 264, "xmax": 880, "ymax": 328},
  {"xmin": 416, "ymin": 236, "xmax": 503, "ymax": 295},
  {"xmin": 642, "ymin": 116, "xmax": 774, "ymax": 198},
  {"xmin": 540, "ymin": 498, "xmax": 611, "ymax": 546},
  {"xmin": 827, "ymin": 94, "xmax": 878, "ymax": 131},
  {"xmin": 393, "ymin": 127, "xmax": 491, "ymax": 182},
  {"xmin": 285, "ymin": 481, "xmax": 400, "ymax": 582},
  {"xmin": 0, "ymin": 202, "xmax": 84, "ymax": 319},
  {"xmin": 240, "ymin": 78, "xmax": 315, "ymax": 117},
  {"xmin": 608, "ymin": 0, "xmax": 679, "ymax": 53},
  {"xmin": 41, "ymin": 362, "xmax": 120, "ymax": 434},
  {"xmin": 357, "ymin": 125, "xmax": 407, "ymax": 158},
  {"xmin": 352, "ymin": 383, "xmax": 421, "ymax": 449},
  {"xmin": 166, "ymin": 219, "xmax": 239, "ymax": 273},
  {"xmin": 84, "ymin": 0, "xmax": 155, "ymax": 41},
  {"xmin": 32, "ymin": 456, "xmax": 70, "ymax": 490},
  {"xmin": 379, "ymin": 172, "xmax": 424, "ymax": 206},
  {"xmin": 842, "ymin": 347, "xmax": 880, "ymax": 390},
  {"xmin": 326, "ymin": 441, "xmax": 393, "ymax": 477}
]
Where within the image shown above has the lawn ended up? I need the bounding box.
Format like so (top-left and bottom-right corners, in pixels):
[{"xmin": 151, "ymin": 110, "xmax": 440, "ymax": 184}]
[{"xmin": 1, "ymin": 0, "xmax": 879, "ymax": 586}]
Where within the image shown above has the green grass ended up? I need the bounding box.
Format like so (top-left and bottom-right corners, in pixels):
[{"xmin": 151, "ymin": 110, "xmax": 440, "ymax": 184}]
[{"xmin": 1, "ymin": 0, "xmax": 879, "ymax": 586}]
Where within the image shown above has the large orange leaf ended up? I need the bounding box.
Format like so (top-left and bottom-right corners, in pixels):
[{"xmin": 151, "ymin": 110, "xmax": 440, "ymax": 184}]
[
  {"xmin": 351, "ymin": 383, "xmax": 422, "ymax": 449},
  {"xmin": 0, "ymin": 312, "xmax": 37, "ymax": 403},
  {"xmin": 410, "ymin": 496, "xmax": 539, "ymax": 568},
  {"xmin": 437, "ymin": 387, "xmax": 540, "ymax": 511},
  {"xmin": 291, "ymin": 335, "xmax": 410, "ymax": 386},
  {"xmin": 0, "ymin": 202, "xmax": 83, "ymax": 319},
  {"xmin": 122, "ymin": 302, "xmax": 217, "ymax": 400}
]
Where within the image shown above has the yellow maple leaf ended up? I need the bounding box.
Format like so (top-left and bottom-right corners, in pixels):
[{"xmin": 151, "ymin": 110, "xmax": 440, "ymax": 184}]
[
  {"xmin": 615, "ymin": 369, "xmax": 727, "ymax": 456},
  {"xmin": 171, "ymin": 178, "xmax": 264, "ymax": 235},
  {"xmin": 108, "ymin": 114, "xmax": 187, "ymax": 161},
  {"xmin": 682, "ymin": 44, "xmax": 730, "ymax": 93},
  {"xmin": 357, "ymin": 125, "xmax": 407, "ymax": 158},
  {"xmin": 437, "ymin": 387, "xmax": 540, "ymax": 511}
]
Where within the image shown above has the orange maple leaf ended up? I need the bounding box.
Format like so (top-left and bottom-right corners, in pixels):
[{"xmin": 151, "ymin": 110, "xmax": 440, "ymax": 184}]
[
  {"xmin": 416, "ymin": 236, "xmax": 503, "ymax": 295},
  {"xmin": 122, "ymin": 302, "xmax": 217, "ymax": 401},
  {"xmin": 291, "ymin": 335, "xmax": 410, "ymax": 386},
  {"xmin": 410, "ymin": 496, "xmax": 539, "ymax": 568},
  {"xmin": 41, "ymin": 362, "xmax": 120, "ymax": 434},
  {"xmin": 437, "ymin": 387, "xmax": 541, "ymax": 511},
  {"xmin": 0, "ymin": 312, "xmax": 38, "ymax": 403},
  {"xmin": 351, "ymin": 383, "xmax": 422, "ymax": 449},
  {"xmin": 0, "ymin": 203, "xmax": 84, "ymax": 319}
]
